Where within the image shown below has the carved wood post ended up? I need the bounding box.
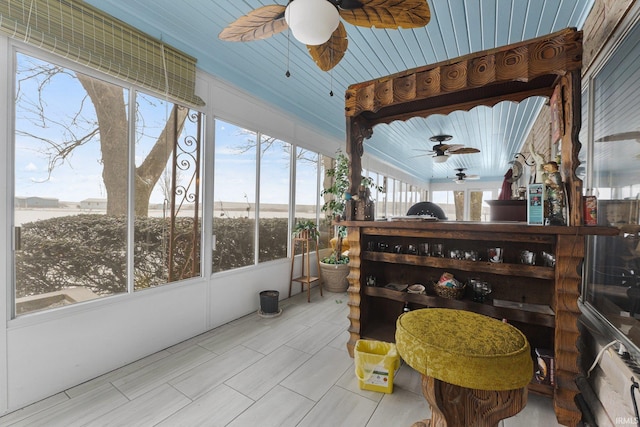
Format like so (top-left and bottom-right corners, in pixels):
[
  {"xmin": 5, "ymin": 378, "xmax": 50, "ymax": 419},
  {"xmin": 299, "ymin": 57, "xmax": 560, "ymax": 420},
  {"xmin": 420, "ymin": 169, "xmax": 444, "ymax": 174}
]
[
  {"xmin": 559, "ymin": 71, "xmax": 584, "ymax": 226},
  {"xmin": 345, "ymin": 116, "xmax": 372, "ymax": 221}
]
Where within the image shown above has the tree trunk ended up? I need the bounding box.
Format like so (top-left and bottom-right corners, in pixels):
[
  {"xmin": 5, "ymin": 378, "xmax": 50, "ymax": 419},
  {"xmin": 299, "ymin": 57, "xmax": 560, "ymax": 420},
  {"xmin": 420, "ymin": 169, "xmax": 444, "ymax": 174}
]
[
  {"xmin": 78, "ymin": 75, "xmax": 189, "ymax": 216},
  {"xmin": 78, "ymin": 75, "xmax": 128, "ymax": 216}
]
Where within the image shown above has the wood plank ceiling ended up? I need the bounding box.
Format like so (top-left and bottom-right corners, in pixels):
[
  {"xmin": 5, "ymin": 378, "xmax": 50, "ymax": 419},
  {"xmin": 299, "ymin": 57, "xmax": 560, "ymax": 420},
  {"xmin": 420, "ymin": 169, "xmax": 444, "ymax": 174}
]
[{"xmin": 84, "ymin": 0, "xmax": 595, "ymax": 183}]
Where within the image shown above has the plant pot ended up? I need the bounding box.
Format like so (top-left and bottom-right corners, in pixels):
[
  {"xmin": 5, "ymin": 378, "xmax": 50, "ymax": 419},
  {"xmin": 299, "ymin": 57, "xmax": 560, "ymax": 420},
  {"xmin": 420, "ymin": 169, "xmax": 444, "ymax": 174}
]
[
  {"xmin": 320, "ymin": 262, "xmax": 350, "ymax": 293},
  {"xmin": 259, "ymin": 290, "xmax": 279, "ymax": 314}
]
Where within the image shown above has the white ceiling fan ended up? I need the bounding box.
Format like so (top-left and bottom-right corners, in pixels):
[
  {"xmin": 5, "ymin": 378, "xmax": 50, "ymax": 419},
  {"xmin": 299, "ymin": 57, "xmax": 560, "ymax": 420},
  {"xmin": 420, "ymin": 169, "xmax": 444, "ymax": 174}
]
[
  {"xmin": 452, "ymin": 168, "xmax": 480, "ymax": 184},
  {"xmin": 415, "ymin": 135, "xmax": 481, "ymax": 163}
]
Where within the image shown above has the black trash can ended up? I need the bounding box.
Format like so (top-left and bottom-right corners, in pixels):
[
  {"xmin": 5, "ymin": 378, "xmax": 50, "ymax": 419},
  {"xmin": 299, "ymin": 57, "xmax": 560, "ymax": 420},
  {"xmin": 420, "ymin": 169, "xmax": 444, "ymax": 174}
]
[{"xmin": 259, "ymin": 290, "xmax": 279, "ymax": 314}]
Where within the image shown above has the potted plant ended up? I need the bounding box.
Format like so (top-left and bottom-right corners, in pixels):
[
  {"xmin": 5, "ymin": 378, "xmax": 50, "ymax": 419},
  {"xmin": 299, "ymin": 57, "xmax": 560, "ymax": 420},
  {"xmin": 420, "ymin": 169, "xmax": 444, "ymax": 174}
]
[
  {"xmin": 292, "ymin": 219, "xmax": 320, "ymax": 241},
  {"xmin": 320, "ymin": 152, "xmax": 382, "ymax": 292}
]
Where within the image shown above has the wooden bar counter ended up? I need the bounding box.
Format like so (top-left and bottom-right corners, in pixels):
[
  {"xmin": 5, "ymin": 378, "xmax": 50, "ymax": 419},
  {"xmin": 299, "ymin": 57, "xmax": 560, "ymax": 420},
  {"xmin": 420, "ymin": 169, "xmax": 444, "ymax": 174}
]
[{"xmin": 343, "ymin": 220, "xmax": 617, "ymax": 427}]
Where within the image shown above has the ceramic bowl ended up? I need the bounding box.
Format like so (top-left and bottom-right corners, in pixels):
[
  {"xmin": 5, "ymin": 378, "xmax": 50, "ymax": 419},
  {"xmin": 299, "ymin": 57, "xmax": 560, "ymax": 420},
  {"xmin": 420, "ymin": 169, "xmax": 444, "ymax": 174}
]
[{"xmin": 407, "ymin": 284, "xmax": 426, "ymax": 294}]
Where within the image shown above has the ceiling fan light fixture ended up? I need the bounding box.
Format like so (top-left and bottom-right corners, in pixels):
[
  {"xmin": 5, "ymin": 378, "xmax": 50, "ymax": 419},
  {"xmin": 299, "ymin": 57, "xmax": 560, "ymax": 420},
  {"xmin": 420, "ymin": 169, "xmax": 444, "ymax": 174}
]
[
  {"xmin": 285, "ymin": 0, "xmax": 340, "ymax": 46},
  {"xmin": 433, "ymin": 154, "xmax": 449, "ymax": 163}
]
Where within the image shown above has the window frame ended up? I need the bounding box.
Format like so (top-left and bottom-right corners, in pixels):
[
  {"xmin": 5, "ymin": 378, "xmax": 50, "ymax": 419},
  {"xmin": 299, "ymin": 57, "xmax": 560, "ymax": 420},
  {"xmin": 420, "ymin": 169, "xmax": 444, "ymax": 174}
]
[
  {"xmin": 10, "ymin": 43, "xmax": 206, "ymax": 318},
  {"xmin": 580, "ymin": 4, "xmax": 640, "ymax": 360}
]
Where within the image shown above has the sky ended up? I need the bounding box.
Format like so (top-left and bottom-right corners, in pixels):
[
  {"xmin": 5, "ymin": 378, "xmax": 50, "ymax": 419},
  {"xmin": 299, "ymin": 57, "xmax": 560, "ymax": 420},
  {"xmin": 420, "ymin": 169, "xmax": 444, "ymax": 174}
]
[{"xmin": 14, "ymin": 52, "xmax": 320, "ymax": 208}]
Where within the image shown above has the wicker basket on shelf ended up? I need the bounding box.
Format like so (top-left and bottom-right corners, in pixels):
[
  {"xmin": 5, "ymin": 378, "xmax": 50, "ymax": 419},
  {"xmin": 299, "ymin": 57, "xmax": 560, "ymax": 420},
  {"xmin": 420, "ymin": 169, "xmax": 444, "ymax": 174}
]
[{"xmin": 433, "ymin": 282, "xmax": 466, "ymax": 300}]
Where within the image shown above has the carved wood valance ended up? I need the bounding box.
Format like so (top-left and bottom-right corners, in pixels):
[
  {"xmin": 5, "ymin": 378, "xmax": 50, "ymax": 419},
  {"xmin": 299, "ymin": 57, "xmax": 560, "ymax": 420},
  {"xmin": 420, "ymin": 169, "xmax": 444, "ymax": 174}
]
[
  {"xmin": 344, "ymin": 27, "xmax": 584, "ymax": 226},
  {"xmin": 345, "ymin": 27, "xmax": 582, "ymax": 124}
]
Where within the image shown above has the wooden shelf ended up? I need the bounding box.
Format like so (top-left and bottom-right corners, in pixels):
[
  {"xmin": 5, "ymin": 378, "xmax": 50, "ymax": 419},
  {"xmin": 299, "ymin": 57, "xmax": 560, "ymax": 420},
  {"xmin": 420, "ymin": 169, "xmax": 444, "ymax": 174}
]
[
  {"xmin": 362, "ymin": 252, "xmax": 555, "ymax": 280},
  {"xmin": 292, "ymin": 275, "xmax": 319, "ymax": 284},
  {"xmin": 363, "ymin": 286, "xmax": 555, "ymax": 327}
]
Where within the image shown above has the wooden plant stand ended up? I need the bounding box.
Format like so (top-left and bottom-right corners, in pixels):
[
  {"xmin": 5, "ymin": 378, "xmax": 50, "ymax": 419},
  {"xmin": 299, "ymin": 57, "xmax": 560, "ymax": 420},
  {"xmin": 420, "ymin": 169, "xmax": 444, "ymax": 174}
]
[{"xmin": 289, "ymin": 237, "xmax": 322, "ymax": 302}]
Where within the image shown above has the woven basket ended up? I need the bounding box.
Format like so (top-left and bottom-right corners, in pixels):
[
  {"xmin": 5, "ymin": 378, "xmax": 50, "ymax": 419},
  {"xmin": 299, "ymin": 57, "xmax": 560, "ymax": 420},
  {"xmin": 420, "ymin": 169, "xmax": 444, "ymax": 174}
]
[{"xmin": 434, "ymin": 283, "xmax": 466, "ymax": 300}]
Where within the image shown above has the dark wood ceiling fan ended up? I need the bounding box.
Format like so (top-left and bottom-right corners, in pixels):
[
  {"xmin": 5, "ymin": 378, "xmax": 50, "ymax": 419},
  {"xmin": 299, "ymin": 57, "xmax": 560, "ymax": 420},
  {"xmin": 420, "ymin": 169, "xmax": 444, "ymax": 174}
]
[
  {"xmin": 218, "ymin": 0, "xmax": 431, "ymax": 71},
  {"xmin": 414, "ymin": 135, "xmax": 481, "ymax": 163}
]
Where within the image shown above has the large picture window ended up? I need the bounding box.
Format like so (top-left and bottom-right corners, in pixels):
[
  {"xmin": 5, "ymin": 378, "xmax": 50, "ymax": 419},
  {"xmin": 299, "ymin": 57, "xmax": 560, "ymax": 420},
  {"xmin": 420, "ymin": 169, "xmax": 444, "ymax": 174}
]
[{"xmin": 13, "ymin": 52, "xmax": 203, "ymax": 315}]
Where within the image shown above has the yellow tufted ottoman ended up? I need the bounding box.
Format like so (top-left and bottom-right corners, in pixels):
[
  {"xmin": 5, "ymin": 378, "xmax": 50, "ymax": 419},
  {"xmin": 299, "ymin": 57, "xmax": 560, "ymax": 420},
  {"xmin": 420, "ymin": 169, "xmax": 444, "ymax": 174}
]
[{"xmin": 395, "ymin": 308, "xmax": 533, "ymax": 427}]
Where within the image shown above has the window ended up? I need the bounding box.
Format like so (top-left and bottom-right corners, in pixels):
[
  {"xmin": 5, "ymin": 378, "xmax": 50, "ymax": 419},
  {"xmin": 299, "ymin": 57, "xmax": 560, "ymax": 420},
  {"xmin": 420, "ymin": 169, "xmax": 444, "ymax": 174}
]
[
  {"xmin": 472, "ymin": 190, "xmax": 493, "ymax": 222},
  {"xmin": 212, "ymin": 120, "xmax": 301, "ymax": 271},
  {"xmin": 13, "ymin": 52, "xmax": 202, "ymax": 315},
  {"xmin": 432, "ymin": 191, "xmax": 455, "ymax": 220},
  {"xmin": 583, "ymin": 17, "xmax": 640, "ymax": 351},
  {"xmin": 377, "ymin": 176, "xmax": 388, "ymax": 218},
  {"xmin": 295, "ymin": 149, "xmax": 323, "ymax": 247},
  {"xmin": 134, "ymin": 93, "xmax": 202, "ymax": 289},
  {"xmin": 212, "ymin": 120, "xmax": 257, "ymax": 272},
  {"xmin": 258, "ymin": 135, "xmax": 291, "ymax": 263}
]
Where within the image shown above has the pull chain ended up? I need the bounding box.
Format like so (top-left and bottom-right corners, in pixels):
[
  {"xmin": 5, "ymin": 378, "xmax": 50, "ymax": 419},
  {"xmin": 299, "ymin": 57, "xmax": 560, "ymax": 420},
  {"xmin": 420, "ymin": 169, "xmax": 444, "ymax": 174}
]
[
  {"xmin": 285, "ymin": 28, "xmax": 291, "ymax": 78},
  {"xmin": 329, "ymin": 67, "xmax": 334, "ymax": 97},
  {"xmin": 329, "ymin": 41, "xmax": 334, "ymax": 96}
]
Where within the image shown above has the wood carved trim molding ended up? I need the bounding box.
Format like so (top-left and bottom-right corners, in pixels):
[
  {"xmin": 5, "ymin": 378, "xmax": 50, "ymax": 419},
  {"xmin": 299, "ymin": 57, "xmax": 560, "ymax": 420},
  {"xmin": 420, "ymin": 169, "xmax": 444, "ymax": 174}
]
[{"xmin": 345, "ymin": 27, "xmax": 582, "ymax": 126}]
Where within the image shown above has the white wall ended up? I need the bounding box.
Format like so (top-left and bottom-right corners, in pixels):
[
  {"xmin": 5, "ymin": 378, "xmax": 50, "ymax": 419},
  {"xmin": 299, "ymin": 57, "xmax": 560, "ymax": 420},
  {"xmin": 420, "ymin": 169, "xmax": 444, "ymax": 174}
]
[{"xmin": 0, "ymin": 39, "xmax": 335, "ymax": 414}]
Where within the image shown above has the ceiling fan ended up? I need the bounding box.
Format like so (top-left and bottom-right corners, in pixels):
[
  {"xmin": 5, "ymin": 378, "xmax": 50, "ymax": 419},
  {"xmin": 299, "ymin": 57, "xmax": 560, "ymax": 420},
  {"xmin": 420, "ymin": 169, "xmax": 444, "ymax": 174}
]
[
  {"xmin": 595, "ymin": 131, "xmax": 640, "ymax": 160},
  {"xmin": 595, "ymin": 131, "xmax": 640, "ymax": 142},
  {"xmin": 218, "ymin": 0, "xmax": 431, "ymax": 72},
  {"xmin": 415, "ymin": 135, "xmax": 481, "ymax": 163},
  {"xmin": 452, "ymin": 168, "xmax": 480, "ymax": 184}
]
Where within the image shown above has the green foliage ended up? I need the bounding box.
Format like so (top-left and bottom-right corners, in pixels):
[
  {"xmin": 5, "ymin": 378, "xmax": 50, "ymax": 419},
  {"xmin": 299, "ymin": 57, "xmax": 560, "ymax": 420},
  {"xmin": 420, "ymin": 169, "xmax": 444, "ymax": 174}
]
[
  {"xmin": 321, "ymin": 152, "xmax": 350, "ymax": 219},
  {"xmin": 321, "ymin": 251, "xmax": 349, "ymax": 265},
  {"xmin": 16, "ymin": 215, "xmax": 129, "ymax": 297},
  {"xmin": 212, "ymin": 217, "xmax": 288, "ymax": 272},
  {"xmin": 320, "ymin": 151, "xmax": 383, "ymax": 264},
  {"xmin": 16, "ymin": 214, "xmax": 289, "ymax": 296},
  {"xmin": 292, "ymin": 219, "xmax": 320, "ymax": 239}
]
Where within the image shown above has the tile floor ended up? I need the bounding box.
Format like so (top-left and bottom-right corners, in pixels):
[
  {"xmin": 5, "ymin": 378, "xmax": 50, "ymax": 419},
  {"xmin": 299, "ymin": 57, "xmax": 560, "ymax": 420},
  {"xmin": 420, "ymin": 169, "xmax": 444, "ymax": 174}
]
[{"xmin": 0, "ymin": 289, "xmax": 563, "ymax": 426}]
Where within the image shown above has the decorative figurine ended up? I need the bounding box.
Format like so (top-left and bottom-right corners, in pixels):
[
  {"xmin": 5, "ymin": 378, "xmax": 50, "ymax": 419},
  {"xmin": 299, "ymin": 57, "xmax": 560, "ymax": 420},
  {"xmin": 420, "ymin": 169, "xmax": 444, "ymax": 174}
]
[
  {"xmin": 542, "ymin": 161, "xmax": 566, "ymax": 225},
  {"xmin": 528, "ymin": 139, "xmax": 546, "ymax": 183}
]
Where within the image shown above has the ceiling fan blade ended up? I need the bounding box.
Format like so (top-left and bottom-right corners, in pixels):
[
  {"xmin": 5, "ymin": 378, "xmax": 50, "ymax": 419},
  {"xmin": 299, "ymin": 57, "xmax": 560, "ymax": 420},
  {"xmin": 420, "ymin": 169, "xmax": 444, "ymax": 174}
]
[
  {"xmin": 466, "ymin": 174, "xmax": 480, "ymax": 180},
  {"xmin": 218, "ymin": 5, "xmax": 287, "ymax": 42},
  {"xmin": 439, "ymin": 144, "xmax": 463, "ymax": 152},
  {"xmin": 449, "ymin": 147, "xmax": 480, "ymax": 154},
  {"xmin": 596, "ymin": 131, "xmax": 640, "ymax": 142},
  {"xmin": 339, "ymin": 0, "xmax": 431, "ymax": 29},
  {"xmin": 307, "ymin": 22, "xmax": 348, "ymax": 71}
]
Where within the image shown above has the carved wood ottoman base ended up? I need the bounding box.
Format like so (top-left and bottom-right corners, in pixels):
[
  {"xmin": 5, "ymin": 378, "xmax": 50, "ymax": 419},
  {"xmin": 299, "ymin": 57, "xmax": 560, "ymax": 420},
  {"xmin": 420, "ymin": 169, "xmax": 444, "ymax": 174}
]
[{"xmin": 412, "ymin": 374, "xmax": 527, "ymax": 427}]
